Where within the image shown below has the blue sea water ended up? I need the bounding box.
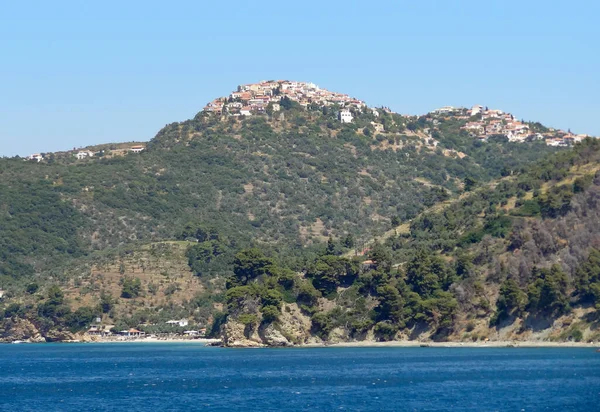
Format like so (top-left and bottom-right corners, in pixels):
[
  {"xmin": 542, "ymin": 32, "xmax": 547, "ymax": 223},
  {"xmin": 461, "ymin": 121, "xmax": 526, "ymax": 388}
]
[{"xmin": 0, "ymin": 344, "xmax": 598, "ymax": 411}]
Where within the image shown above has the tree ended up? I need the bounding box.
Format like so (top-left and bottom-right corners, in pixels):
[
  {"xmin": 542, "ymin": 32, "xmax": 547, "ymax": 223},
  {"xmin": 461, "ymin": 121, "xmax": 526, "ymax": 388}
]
[
  {"xmin": 121, "ymin": 277, "xmax": 142, "ymax": 299},
  {"xmin": 260, "ymin": 305, "xmax": 280, "ymax": 323},
  {"xmin": 369, "ymin": 242, "xmax": 392, "ymax": 271},
  {"xmin": 280, "ymin": 96, "xmax": 294, "ymax": 110},
  {"xmin": 375, "ymin": 285, "xmax": 405, "ymax": 327},
  {"xmin": 419, "ymin": 290, "xmax": 458, "ymax": 331},
  {"xmin": 232, "ymin": 249, "xmax": 274, "ymax": 285},
  {"xmin": 308, "ymin": 256, "xmax": 359, "ymax": 295},
  {"xmin": 575, "ymin": 248, "xmax": 600, "ymax": 306},
  {"xmin": 527, "ymin": 265, "xmax": 570, "ymax": 316},
  {"xmin": 26, "ymin": 283, "xmax": 39, "ymax": 294},
  {"xmin": 99, "ymin": 292, "xmax": 115, "ymax": 313},
  {"xmin": 326, "ymin": 236, "xmax": 336, "ymax": 255},
  {"xmin": 492, "ymin": 279, "xmax": 527, "ymax": 324},
  {"xmin": 342, "ymin": 234, "xmax": 355, "ymax": 249},
  {"xmin": 37, "ymin": 286, "xmax": 71, "ymax": 321},
  {"xmin": 405, "ymin": 250, "xmax": 452, "ymax": 297},
  {"xmin": 66, "ymin": 306, "xmax": 96, "ymax": 332},
  {"xmin": 464, "ymin": 177, "xmax": 477, "ymax": 192}
]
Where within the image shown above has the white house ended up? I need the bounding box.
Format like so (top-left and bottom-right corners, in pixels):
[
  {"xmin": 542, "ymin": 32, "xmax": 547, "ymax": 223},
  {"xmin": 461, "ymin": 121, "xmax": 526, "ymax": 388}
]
[
  {"xmin": 240, "ymin": 107, "xmax": 252, "ymax": 116},
  {"xmin": 166, "ymin": 319, "xmax": 189, "ymax": 327},
  {"xmin": 469, "ymin": 105, "xmax": 484, "ymax": 117},
  {"xmin": 339, "ymin": 109, "xmax": 353, "ymax": 123},
  {"xmin": 432, "ymin": 106, "xmax": 456, "ymax": 114},
  {"xmin": 29, "ymin": 154, "xmax": 43, "ymax": 162},
  {"xmin": 371, "ymin": 108, "xmax": 380, "ymax": 117},
  {"xmin": 130, "ymin": 145, "xmax": 145, "ymax": 153},
  {"xmin": 76, "ymin": 151, "xmax": 94, "ymax": 160}
]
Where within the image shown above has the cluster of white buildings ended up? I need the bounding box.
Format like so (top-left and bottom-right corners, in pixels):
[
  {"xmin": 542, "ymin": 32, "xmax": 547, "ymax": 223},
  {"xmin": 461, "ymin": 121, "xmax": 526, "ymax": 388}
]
[
  {"xmin": 462, "ymin": 105, "xmax": 536, "ymax": 142},
  {"xmin": 203, "ymin": 80, "xmax": 367, "ymax": 118},
  {"xmin": 26, "ymin": 145, "xmax": 145, "ymax": 163},
  {"xmin": 433, "ymin": 105, "xmax": 588, "ymax": 145}
]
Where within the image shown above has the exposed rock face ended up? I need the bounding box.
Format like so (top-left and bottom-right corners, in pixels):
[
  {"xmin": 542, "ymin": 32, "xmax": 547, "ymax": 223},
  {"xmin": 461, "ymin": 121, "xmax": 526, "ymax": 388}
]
[
  {"xmin": 0, "ymin": 318, "xmax": 45, "ymax": 343},
  {"xmin": 44, "ymin": 329, "xmax": 76, "ymax": 342},
  {"xmin": 222, "ymin": 321, "xmax": 264, "ymax": 347},
  {"xmin": 220, "ymin": 304, "xmax": 315, "ymax": 347},
  {"xmin": 259, "ymin": 324, "xmax": 291, "ymax": 347},
  {"xmin": 277, "ymin": 303, "xmax": 312, "ymax": 344},
  {"xmin": 328, "ymin": 327, "xmax": 349, "ymax": 344}
]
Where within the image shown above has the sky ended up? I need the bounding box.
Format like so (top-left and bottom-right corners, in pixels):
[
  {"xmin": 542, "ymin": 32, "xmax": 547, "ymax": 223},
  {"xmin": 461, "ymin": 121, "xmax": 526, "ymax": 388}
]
[{"xmin": 0, "ymin": 0, "xmax": 599, "ymax": 156}]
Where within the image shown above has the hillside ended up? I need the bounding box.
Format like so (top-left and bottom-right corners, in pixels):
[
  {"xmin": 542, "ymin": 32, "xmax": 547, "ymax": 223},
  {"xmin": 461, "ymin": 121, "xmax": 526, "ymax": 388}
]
[
  {"xmin": 0, "ymin": 81, "xmax": 589, "ymax": 343},
  {"xmin": 219, "ymin": 138, "xmax": 600, "ymax": 346}
]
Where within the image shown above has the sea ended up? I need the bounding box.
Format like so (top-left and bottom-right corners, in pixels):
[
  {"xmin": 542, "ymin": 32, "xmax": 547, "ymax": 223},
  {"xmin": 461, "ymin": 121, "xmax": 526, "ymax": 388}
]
[{"xmin": 0, "ymin": 344, "xmax": 598, "ymax": 411}]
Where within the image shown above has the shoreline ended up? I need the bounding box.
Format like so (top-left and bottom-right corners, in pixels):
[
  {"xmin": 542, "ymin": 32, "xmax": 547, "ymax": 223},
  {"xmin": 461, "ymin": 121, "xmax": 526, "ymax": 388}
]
[
  {"xmin": 6, "ymin": 337, "xmax": 598, "ymax": 348},
  {"xmin": 76, "ymin": 337, "xmax": 221, "ymax": 344},
  {"xmin": 301, "ymin": 340, "xmax": 599, "ymax": 349}
]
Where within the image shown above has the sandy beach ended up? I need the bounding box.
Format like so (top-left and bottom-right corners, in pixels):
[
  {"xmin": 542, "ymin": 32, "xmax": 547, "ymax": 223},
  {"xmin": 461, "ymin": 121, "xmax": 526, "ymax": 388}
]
[{"xmin": 62, "ymin": 337, "xmax": 222, "ymax": 345}]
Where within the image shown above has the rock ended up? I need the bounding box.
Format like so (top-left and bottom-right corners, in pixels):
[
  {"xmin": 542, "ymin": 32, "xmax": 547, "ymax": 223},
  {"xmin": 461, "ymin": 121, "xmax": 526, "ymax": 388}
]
[
  {"xmin": 328, "ymin": 327, "xmax": 348, "ymax": 344},
  {"xmin": 44, "ymin": 329, "xmax": 76, "ymax": 342},
  {"xmin": 277, "ymin": 303, "xmax": 312, "ymax": 344},
  {"xmin": 260, "ymin": 323, "xmax": 291, "ymax": 347},
  {"xmin": 28, "ymin": 334, "xmax": 46, "ymax": 343},
  {"xmin": 0, "ymin": 318, "xmax": 43, "ymax": 342},
  {"xmin": 222, "ymin": 321, "xmax": 264, "ymax": 348}
]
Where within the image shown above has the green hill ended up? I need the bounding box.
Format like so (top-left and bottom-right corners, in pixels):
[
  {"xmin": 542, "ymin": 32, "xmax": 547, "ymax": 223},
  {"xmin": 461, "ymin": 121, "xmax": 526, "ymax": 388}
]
[
  {"xmin": 219, "ymin": 138, "xmax": 600, "ymax": 346},
  {"xmin": 0, "ymin": 93, "xmax": 587, "ymax": 343}
]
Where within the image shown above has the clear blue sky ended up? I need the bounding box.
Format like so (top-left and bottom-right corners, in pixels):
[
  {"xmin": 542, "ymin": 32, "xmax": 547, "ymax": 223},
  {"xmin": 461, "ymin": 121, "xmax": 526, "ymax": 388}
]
[{"xmin": 1, "ymin": 0, "xmax": 598, "ymax": 156}]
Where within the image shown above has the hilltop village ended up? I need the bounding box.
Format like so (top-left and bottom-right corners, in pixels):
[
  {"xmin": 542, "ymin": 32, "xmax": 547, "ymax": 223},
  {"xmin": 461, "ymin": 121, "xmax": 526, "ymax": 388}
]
[
  {"xmin": 23, "ymin": 81, "xmax": 592, "ymax": 163},
  {"xmin": 203, "ymin": 80, "xmax": 589, "ymax": 147},
  {"xmin": 203, "ymin": 80, "xmax": 367, "ymax": 117},
  {"xmin": 432, "ymin": 105, "xmax": 588, "ymax": 147}
]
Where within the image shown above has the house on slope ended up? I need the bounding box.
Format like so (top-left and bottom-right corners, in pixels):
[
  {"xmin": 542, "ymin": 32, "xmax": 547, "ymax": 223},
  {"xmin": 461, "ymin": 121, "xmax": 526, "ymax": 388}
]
[
  {"xmin": 76, "ymin": 150, "xmax": 95, "ymax": 160},
  {"xmin": 339, "ymin": 109, "xmax": 353, "ymax": 123}
]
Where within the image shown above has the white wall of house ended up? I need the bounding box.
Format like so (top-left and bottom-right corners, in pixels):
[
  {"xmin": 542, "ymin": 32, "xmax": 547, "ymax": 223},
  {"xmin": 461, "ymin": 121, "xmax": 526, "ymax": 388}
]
[{"xmin": 339, "ymin": 109, "xmax": 353, "ymax": 123}]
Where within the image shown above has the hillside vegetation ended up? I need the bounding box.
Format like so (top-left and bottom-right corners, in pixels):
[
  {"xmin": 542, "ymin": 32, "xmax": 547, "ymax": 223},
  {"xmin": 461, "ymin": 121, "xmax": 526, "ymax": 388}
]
[
  {"xmin": 0, "ymin": 98, "xmax": 582, "ymax": 343},
  {"xmin": 219, "ymin": 138, "xmax": 600, "ymax": 346}
]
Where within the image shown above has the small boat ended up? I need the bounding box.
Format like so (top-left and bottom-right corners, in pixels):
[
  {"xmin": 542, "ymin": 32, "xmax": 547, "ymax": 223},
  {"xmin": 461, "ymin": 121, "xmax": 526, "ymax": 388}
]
[{"xmin": 11, "ymin": 340, "xmax": 25, "ymax": 344}]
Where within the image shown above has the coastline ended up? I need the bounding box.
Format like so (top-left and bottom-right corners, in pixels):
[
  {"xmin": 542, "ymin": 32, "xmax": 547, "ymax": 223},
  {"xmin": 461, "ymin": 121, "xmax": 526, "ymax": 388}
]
[
  {"xmin": 301, "ymin": 340, "xmax": 599, "ymax": 349},
  {"xmin": 75, "ymin": 337, "xmax": 221, "ymax": 345},
  {"xmin": 7, "ymin": 336, "xmax": 598, "ymax": 348}
]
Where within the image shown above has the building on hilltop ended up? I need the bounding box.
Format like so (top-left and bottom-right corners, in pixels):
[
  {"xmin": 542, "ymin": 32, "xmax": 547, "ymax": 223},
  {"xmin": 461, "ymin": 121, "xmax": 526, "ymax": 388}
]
[
  {"xmin": 76, "ymin": 150, "xmax": 94, "ymax": 160},
  {"xmin": 28, "ymin": 154, "xmax": 43, "ymax": 162},
  {"xmin": 432, "ymin": 106, "xmax": 457, "ymax": 114},
  {"xmin": 130, "ymin": 145, "xmax": 145, "ymax": 153},
  {"xmin": 469, "ymin": 105, "xmax": 484, "ymax": 116}
]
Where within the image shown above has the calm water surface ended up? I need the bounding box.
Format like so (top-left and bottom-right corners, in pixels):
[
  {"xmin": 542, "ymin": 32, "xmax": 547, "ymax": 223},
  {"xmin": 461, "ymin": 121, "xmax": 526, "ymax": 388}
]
[{"xmin": 0, "ymin": 344, "xmax": 598, "ymax": 411}]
